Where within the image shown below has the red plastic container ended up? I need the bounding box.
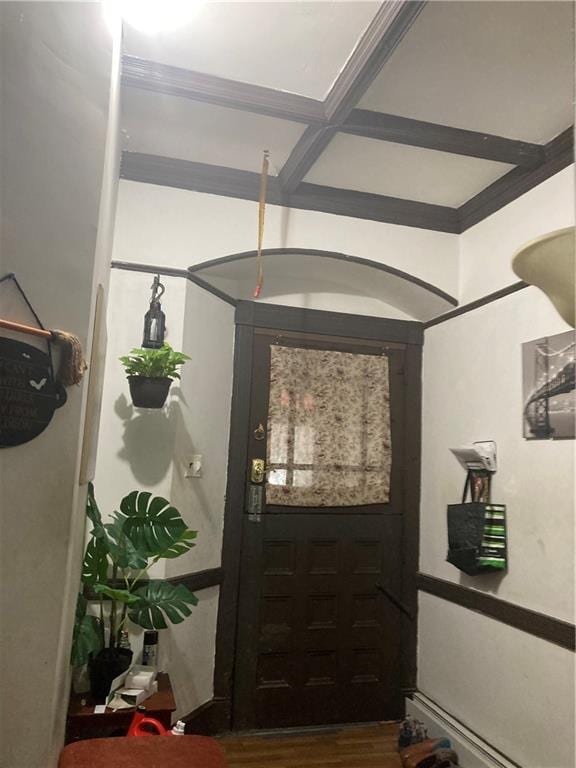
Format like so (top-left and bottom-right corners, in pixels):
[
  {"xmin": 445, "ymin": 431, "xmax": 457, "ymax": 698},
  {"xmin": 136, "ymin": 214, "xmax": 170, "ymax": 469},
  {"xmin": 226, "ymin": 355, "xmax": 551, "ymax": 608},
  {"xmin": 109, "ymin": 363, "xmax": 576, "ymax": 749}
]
[{"xmin": 126, "ymin": 707, "xmax": 167, "ymax": 737}]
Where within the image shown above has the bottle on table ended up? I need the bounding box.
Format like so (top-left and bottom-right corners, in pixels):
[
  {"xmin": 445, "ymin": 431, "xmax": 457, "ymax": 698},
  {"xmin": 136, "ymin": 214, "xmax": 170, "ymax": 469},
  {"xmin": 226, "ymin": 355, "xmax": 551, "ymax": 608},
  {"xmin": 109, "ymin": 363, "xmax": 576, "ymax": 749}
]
[{"xmin": 142, "ymin": 630, "xmax": 158, "ymax": 667}]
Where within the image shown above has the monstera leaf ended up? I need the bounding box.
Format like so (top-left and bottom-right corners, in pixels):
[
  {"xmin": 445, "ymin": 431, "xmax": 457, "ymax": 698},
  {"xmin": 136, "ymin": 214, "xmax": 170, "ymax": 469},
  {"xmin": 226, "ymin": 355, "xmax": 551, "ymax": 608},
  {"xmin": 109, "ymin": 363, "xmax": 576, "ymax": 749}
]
[
  {"xmin": 71, "ymin": 594, "xmax": 104, "ymax": 667},
  {"xmin": 86, "ymin": 482, "xmax": 109, "ymax": 542},
  {"xmin": 105, "ymin": 513, "xmax": 148, "ymax": 570},
  {"xmin": 128, "ymin": 580, "xmax": 198, "ymax": 630},
  {"xmin": 82, "ymin": 537, "xmax": 109, "ymax": 585},
  {"xmin": 118, "ymin": 491, "xmax": 197, "ymax": 559}
]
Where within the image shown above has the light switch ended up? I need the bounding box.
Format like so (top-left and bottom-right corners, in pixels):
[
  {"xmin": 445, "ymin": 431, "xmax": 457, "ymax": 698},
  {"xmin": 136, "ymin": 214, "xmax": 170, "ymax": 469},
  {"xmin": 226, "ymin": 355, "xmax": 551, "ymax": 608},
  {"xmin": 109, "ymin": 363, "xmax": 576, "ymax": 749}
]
[{"xmin": 185, "ymin": 454, "xmax": 203, "ymax": 478}]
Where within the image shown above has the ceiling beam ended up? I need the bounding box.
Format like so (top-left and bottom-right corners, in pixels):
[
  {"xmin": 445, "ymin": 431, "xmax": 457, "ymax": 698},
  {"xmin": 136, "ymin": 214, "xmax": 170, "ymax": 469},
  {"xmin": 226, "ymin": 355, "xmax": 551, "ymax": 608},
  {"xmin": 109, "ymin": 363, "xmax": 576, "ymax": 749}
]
[
  {"xmin": 121, "ymin": 151, "xmax": 460, "ymax": 233},
  {"xmin": 121, "ymin": 55, "xmax": 549, "ymax": 174},
  {"xmin": 323, "ymin": 1, "xmax": 426, "ymax": 124},
  {"xmin": 121, "ymin": 54, "xmax": 326, "ymax": 125},
  {"xmin": 342, "ymin": 110, "xmax": 546, "ymax": 167},
  {"xmin": 278, "ymin": 0, "xmax": 426, "ymax": 193},
  {"xmin": 275, "ymin": 124, "xmax": 338, "ymax": 197},
  {"xmin": 458, "ymin": 127, "xmax": 574, "ymax": 231},
  {"xmin": 291, "ymin": 180, "xmax": 458, "ymax": 233}
]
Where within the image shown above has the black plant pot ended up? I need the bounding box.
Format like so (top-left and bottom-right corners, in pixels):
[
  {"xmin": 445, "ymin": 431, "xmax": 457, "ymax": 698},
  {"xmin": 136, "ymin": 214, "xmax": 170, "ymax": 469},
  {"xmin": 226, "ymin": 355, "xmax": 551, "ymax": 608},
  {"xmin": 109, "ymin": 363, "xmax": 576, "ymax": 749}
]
[
  {"xmin": 88, "ymin": 647, "xmax": 133, "ymax": 701},
  {"xmin": 128, "ymin": 376, "xmax": 172, "ymax": 409}
]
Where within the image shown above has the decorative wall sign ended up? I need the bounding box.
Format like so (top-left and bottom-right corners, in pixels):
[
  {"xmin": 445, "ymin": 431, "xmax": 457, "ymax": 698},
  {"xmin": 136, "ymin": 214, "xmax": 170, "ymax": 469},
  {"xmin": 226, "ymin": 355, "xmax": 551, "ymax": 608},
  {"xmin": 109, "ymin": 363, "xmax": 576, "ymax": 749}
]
[
  {"xmin": 0, "ymin": 337, "xmax": 66, "ymax": 447},
  {"xmin": 522, "ymin": 330, "xmax": 575, "ymax": 439}
]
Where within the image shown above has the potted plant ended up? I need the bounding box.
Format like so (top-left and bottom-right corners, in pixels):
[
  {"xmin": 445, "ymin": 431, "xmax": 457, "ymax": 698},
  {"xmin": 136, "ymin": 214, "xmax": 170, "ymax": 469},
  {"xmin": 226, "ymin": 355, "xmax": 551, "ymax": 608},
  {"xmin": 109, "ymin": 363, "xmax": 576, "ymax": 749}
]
[
  {"xmin": 120, "ymin": 343, "xmax": 190, "ymax": 409},
  {"xmin": 71, "ymin": 483, "xmax": 198, "ymax": 700}
]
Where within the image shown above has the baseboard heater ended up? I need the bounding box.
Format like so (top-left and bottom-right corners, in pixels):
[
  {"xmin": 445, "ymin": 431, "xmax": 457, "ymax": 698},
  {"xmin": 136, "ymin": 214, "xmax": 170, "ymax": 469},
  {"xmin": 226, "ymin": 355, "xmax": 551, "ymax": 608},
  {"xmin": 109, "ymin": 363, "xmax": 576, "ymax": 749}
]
[{"xmin": 406, "ymin": 693, "xmax": 521, "ymax": 768}]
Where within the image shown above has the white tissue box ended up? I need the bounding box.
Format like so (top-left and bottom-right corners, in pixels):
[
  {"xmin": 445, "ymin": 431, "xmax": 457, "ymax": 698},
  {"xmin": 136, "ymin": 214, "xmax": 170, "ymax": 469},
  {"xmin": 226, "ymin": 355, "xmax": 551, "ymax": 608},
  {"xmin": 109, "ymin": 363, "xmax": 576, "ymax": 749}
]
[{"xmin": 125, "ymin": 665, "xmax": 157, "ymax": 691}]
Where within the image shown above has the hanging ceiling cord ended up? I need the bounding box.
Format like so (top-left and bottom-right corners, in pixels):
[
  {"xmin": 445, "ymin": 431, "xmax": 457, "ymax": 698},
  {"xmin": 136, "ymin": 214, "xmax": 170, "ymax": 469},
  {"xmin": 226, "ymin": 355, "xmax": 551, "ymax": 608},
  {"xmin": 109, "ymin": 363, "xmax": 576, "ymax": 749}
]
[{"xmin": 253, "ymin": 149, "xmax": 270, "ymax": 299}]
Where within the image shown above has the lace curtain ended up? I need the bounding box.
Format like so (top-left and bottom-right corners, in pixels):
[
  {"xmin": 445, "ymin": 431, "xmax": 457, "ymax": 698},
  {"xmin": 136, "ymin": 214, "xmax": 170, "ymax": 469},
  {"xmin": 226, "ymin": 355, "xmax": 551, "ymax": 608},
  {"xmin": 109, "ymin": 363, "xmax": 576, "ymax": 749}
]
[{"xmin": 266, "ymin": 345, "xmax": 391, "ymax": 507}]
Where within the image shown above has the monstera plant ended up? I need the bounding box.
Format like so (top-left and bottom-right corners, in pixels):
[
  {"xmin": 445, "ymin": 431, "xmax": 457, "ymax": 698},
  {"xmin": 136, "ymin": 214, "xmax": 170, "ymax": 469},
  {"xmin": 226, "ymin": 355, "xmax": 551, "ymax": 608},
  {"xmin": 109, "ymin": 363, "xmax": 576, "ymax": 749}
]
[{"xmin": 72, "ymin": 484, "xmax": 198, "ymax": 699}]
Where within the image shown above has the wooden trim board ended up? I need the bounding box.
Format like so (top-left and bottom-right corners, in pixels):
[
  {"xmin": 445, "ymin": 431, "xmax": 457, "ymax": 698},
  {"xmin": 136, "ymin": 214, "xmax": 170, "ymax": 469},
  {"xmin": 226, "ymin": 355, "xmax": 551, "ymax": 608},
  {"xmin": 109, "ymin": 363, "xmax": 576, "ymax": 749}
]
[
  {"xmin": 278, "ymin": 0, "xmax": 426, "ymax": 192},
  {"xmin": 424, "ymin": 281, "xmax": 529, "ymax": 328},
  {"xmin": 417, "ymin": 573, "xmax": 575, "ymax": 652},
  {"xmin": 120, "ymin": 152, "xmax": 460, "ymax": 233},
  {"xmin": 83, "ymin": 567, "xmax": 223, "ymax": 601},
  {"xmin": 122, "ymin": 55, "xmax": 326, "ymax": 125},
  {"xmin": 343, "ymin": 110, "xmax": 545, "ymax": 167},
  {"xmin": 458, "ymin": 128, "xmax": 574, "ymax": 231}
]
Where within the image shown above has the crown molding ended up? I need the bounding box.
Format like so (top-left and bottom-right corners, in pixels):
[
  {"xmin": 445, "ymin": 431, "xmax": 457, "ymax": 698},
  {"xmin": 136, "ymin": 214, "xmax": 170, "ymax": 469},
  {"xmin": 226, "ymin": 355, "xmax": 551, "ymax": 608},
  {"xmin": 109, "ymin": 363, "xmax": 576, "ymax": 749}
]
[{"xmin": 458, "ymin": 127, "xmax": 574, "ymax": 231}]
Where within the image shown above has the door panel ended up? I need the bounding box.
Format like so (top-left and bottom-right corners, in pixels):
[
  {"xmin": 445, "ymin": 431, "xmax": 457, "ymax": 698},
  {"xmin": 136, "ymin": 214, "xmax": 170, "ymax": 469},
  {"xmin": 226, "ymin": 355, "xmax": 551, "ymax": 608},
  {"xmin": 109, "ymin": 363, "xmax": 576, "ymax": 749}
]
[{"xmin": 233, "ymin": 330, "xmax": 409, "ymax": 729}]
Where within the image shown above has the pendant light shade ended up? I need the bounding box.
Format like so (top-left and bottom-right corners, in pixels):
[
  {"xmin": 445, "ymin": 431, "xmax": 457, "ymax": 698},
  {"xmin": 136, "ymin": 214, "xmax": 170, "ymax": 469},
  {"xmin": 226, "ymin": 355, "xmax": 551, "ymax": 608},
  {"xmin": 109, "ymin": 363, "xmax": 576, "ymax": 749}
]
[{"xmin": 512, "ymin": 227, "xmax": 575, "ymax": 328}]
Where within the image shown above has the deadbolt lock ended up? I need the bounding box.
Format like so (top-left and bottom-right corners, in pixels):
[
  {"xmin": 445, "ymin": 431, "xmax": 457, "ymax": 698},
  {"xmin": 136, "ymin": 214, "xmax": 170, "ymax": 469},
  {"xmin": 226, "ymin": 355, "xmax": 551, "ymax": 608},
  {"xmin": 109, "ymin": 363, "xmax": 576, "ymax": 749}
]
[{"xmin": 251, "ymin": 458, "xmax": 266, "ymax": 484}]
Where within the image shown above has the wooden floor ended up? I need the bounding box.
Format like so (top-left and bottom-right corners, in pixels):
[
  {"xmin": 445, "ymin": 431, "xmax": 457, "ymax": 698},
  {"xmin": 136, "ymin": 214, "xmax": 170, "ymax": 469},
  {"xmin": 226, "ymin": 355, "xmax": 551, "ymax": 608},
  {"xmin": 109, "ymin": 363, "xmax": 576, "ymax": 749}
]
[{"xmin": 219, "ymin": 722, "xmax": 402, "ymax": 768}]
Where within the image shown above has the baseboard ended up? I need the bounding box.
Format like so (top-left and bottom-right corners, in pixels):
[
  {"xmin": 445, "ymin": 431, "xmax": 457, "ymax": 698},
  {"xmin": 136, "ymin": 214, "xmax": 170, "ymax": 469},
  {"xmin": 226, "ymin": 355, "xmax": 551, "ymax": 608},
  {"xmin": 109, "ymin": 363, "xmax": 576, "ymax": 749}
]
[
  {"xmin": 183, "ymin": 697, "xmax": 230, "ymax": 735},
  {"xmin": 406, "ymin": 693, "xmax": 521, "ymax": 768}
]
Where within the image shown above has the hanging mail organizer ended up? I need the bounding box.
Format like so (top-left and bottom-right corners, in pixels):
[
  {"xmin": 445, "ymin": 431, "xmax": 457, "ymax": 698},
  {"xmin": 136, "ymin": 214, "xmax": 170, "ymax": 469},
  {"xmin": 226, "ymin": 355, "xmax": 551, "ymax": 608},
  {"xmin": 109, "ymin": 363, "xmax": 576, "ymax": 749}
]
[{"xmin": 446, "ymin": 441, "xmax": 508, "ymax": 576}]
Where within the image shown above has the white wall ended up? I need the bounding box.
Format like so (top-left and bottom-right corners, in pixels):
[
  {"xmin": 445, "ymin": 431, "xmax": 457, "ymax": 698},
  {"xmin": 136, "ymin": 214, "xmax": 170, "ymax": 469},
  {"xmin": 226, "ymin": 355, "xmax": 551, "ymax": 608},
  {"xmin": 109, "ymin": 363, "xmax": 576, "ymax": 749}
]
[
  {"xmin": 93, "ymin": 268, "xmax": 187, "ymax": 652},
  {"xmin": 253, "ymin": 289, "xmax": 412, "ymax": 320},
  {"xmin": 94, "ymin": 269, "xmax": 186, "ymax": 521},
  {"xmin": 92, "ymin": 273, "xmax": 234, "ymax": 718},
  {"xmin": 421, "ymin": 288, "xmax": 574, "ymax": 620},
  {"xmin": 108, "ymin": 159, "xmax": 575, "ymax": 747},
  {"xmin": 168, "ymin": 281, "xmax": 234, "ymax": 577},
  {"xmin": 104, "ymin": 177, "xmax": 455, "ymax": 717},
  {"xmin": 418, "ymin": 593, "xmax": 575, "ymax": 768},
  {"xmin": 113, "ymin": 180, "xmax": 460, "ymax": 301},
  {"xmin": 0, "ymin": 4, "xmax": 120, "ymax": 767},
  {"xmin": 459, "ymin": 167, "xmax": 575, "ymax": 304},
  {"xmin": 419, "ymin": 167, "xmax": 575, "ymax": 766},
  {"xmin": 167, "ymin": 280, "xmax": 234, "ymax": 717}
]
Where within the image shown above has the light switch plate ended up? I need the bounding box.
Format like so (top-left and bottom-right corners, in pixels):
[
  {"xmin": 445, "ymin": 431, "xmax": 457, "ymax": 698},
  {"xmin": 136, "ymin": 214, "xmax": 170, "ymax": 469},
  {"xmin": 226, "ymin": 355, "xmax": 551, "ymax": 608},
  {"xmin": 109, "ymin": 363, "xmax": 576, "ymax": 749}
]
[{"xmin": 185, "ymin": 454, "xmax": 203, "ymax": 478}]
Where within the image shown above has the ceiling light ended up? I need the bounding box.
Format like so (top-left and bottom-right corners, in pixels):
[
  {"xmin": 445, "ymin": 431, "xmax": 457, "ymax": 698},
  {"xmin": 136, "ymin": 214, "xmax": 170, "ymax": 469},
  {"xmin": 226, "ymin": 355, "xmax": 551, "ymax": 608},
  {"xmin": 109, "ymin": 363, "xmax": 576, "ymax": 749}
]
[
  {"xmin": 103, "ymin": 0, "xmax": 203, "ymax": 35},
  {"xmin": 512, "ymin": 227, "xmax": 575, "ymax": 328}
]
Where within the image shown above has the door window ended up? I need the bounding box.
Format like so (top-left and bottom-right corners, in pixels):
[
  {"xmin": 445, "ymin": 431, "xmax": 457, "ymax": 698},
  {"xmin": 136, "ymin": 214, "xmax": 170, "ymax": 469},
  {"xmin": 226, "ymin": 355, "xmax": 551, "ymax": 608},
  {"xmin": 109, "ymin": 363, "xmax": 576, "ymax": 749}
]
[{"xmin": 266, "ymin": 345, "xmax": 391, "ymax": 507}]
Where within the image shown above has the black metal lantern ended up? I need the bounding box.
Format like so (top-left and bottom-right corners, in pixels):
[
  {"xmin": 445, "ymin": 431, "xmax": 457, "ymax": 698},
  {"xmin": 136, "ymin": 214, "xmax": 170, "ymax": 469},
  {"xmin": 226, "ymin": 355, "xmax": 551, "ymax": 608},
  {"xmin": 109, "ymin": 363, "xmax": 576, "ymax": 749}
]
[{"xmin": 142, "ymin": 274, "xmax": 166, "ymax": 349}]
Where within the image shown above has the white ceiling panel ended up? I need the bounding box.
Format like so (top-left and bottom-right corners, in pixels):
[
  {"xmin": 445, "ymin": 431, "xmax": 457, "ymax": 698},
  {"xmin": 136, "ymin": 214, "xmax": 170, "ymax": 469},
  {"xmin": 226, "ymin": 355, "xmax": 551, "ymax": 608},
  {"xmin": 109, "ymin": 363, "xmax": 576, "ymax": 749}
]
[
  {"xmin": 305, "ymin": 134, "xmax": 513, "ymax": 207},
  {"xmin": 359, "ymin": 1, "xmax": 575, "ymax": 144},
  {"xmin": 122, "ymin": 89, "xmax": 305, "ymax": 171},
  {"xmin": 123, "ymin": 1, "xmax": 380, "ymax": 100}
]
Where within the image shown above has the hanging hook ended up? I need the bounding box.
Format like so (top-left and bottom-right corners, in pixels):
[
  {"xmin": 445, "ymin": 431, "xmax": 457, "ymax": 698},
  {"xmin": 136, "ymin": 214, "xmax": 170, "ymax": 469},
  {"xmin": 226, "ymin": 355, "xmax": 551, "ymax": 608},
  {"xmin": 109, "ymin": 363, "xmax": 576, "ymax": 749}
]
[{"xmin": 150, "ymin": 274, "xmax": 165, "ymax": 304}]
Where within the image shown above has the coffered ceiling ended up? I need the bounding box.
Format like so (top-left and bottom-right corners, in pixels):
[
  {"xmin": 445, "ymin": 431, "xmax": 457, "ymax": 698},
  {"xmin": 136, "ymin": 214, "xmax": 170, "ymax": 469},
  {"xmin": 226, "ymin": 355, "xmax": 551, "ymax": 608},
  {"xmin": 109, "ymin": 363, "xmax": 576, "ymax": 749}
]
[
  {"xmin": 123, "ymin": 2, "xmax": 381, "ymax": 100},
  {"xmin": 120, "ymin": 1, "xmax": 575, "ymax": 234}
]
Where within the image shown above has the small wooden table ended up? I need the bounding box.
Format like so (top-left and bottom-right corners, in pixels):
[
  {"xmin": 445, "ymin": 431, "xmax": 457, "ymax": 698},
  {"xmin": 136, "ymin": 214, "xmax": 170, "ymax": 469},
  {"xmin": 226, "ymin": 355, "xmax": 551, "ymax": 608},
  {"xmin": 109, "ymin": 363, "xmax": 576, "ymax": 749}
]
[{"xmin": 66, "ymin": 673, "xmax": 176, "ymax": 742}]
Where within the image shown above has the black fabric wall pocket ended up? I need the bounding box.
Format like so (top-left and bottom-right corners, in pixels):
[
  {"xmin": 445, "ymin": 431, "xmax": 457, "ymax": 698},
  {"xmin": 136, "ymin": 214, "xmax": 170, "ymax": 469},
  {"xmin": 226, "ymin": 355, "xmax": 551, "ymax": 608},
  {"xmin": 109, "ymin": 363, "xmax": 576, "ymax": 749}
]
[{"xmin": 447, "ymin": 502, "xmax": 507, "ymax": 576}]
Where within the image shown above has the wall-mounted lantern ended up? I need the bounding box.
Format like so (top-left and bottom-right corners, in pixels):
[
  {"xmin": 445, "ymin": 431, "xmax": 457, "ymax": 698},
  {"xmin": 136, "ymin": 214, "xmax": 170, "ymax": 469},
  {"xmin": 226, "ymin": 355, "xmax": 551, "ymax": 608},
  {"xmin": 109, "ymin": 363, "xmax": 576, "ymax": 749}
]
[{"xmin": 142, "ymin": 274, "xmax": 166, "ymax": 349}]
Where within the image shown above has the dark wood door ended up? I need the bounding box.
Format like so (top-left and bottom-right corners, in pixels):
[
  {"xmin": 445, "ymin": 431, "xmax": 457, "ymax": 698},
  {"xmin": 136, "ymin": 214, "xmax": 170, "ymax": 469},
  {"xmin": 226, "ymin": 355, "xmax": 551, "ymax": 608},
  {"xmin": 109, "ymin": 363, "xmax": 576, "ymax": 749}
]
[{"xmin": 233, "ymin": 331, "xmax": 411, "ymax": 730}]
